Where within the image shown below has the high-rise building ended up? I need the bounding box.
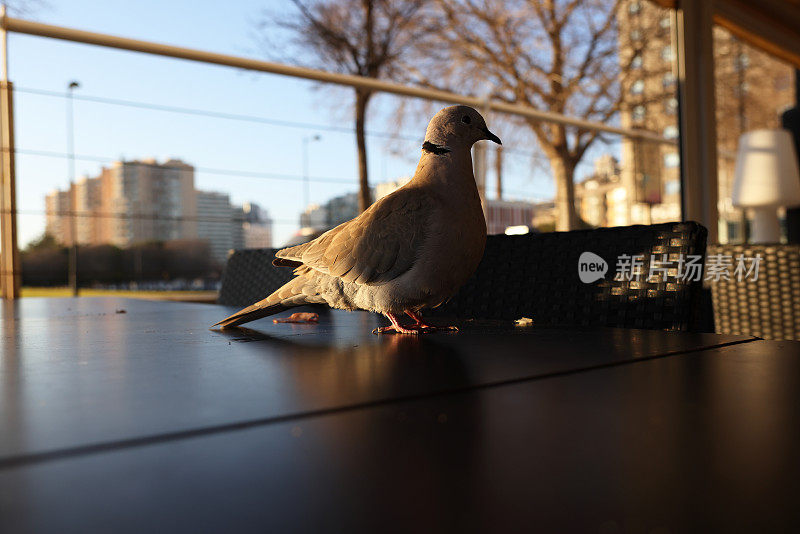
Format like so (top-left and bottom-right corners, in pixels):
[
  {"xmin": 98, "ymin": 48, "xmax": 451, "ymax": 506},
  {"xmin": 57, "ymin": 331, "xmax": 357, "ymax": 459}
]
[
  {"xmin": 298, "ymin": 191, "xmax": 362, "ymax": 236},
  {"xmin": 45, "ymin": 177, "xmax": 103, "ymax": 246},
  {"xmin": 617, "ymin": 0, "xmax": 794, "ymax": 239},
  {"xmin": 106, "ymin": 159, "xmax": 197, "ymax": 246},
  {"xmin": 616, "ymin": 0, "xmax": 681, "ymax": 227},
  {"xmin": 241, "ymin": 202, "xmax": 273, "ymax": 249},
  {"xmin": 196, "ymin": 191, "xmax": 242, "ymax": 264},
  {"xmin": 232, "ymin": 206, "xmax": 246, "ymax": 252},
  {"xmin": 44, "ymin": 158, "xmax": 268, "ymax": 264},
  {"xmin": 74, "ymin": 176, "xmax": 103, "ymax": 245},
  {"xmin": 44, "ymin": 189, "xmax": 73, "ymax": 244},
  {"xmin": 46, "ymin": 159, "xmax": 197, "ymax": 247},
  {"xmin": 298, "ymin": 203, "xmax": 328, "ymax": 234},
  {"xmin": 326, "ymin": 192, "xmax": 360, "ymax": 229}
]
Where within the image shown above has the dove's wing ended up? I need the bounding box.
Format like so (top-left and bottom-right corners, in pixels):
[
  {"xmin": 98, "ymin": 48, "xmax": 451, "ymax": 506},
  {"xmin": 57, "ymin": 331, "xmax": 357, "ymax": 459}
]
[{"xmin": 275, "ymin": 187, "xmax": 435, "ymax": 285}]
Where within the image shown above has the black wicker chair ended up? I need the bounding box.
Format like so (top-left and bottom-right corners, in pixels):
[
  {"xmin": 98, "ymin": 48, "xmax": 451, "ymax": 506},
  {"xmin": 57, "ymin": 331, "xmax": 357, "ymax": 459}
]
[
  {"xmin": 217, "ymin": 248, "xmax": 295, "ymax": 306},
  {"xmin": 219, "ymin": 222, "xmax": 709, "ymax": 332},
  {"xmin": 427, "ymin": 221, "xmax": 708, "ymax": 331},
  {"xmin": 705, "ymin": 243, "xmax": 800, "ymax": 340}
]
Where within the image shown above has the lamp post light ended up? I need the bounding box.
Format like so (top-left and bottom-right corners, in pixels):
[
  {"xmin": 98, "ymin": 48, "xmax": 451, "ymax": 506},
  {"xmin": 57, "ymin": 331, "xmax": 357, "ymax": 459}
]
[
  {"xmin": 66, "ymin": 80, "xmax": 79, "ymax": 296},
  {"xmin": 302, "ymin": 134, "xmax": 321, "ymax": 210}
]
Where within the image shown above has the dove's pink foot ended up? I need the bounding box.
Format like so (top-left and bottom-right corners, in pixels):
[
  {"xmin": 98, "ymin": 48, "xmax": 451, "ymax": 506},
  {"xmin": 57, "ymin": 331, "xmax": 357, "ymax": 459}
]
[
  {"xmin": 405, "ymin": 310, "xmax": 459, "ymax": 332},
  {"xmin": 373, "ymin": 313, "xmax": 419, "ymax": 335}
]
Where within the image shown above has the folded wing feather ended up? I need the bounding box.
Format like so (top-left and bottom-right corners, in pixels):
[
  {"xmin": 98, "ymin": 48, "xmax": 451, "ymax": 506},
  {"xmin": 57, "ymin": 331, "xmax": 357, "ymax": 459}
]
[{"xmin": 274, "ymin": 188, "xmax": 434, "ymax": 285}]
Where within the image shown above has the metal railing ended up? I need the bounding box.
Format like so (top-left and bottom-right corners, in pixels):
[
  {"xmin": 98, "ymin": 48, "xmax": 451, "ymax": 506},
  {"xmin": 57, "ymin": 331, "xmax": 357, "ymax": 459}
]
[{"xmin": 0, "ymin": 15, "xmax": 674, "ymax": 143}]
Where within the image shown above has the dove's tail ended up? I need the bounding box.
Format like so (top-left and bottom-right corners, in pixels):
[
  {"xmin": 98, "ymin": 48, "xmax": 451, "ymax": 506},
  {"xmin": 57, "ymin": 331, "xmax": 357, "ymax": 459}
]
[
  {"xmin": 212, "ymin": 276, "xmax": 313, "ymax": 329},
  {"xmin": 212, "ymin": 298, "xmax": 290, "ymax": 329}
]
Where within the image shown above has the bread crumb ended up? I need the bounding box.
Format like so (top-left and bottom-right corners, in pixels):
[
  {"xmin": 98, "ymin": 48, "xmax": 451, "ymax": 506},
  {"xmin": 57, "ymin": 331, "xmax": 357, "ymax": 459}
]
[{"xmin": 273, "ymin": 312, "xmax": 319, "ymax": 324}]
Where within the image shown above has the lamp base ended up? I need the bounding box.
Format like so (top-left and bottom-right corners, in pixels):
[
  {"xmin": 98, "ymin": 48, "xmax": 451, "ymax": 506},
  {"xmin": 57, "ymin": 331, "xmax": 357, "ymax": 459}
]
[{"xmin": 750, "ymin": 207, "xmax": 781, "ymax": 244}]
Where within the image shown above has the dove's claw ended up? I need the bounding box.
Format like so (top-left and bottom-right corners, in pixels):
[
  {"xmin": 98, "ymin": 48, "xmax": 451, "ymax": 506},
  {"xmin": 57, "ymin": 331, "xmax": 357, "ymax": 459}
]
[
  {"xmin": 404, "ymin": 310, "xmax": 458, "ymax": 332},
  {"xmin": 373, "ymin": 313, "xmax": 421, "ymax": 335}
]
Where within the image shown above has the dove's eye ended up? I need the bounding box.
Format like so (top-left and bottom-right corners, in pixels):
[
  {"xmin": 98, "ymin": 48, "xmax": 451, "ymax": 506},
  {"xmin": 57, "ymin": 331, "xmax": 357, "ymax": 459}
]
[{"xmin": 461, "ymin": 115, "xmax": 471, "ymax": 125}]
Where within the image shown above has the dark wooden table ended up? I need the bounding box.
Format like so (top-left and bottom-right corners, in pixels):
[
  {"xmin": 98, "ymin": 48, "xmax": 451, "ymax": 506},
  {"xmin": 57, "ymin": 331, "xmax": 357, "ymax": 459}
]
[{"xmin": 1, "ymin": 297, "xmax": 799, "ymax": 532}]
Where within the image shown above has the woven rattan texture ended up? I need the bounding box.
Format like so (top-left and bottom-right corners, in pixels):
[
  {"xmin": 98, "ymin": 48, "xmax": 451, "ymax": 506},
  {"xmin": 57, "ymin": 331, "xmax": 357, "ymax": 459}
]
[
  {"xmin": 707, "ymin": 244, "xmax": 800, "ymax": 340},
  {"xmin": 217, "ymin": 248, "xmax": 295, "ymax": 306},
  {"xmin": 427, "ymin": 222, "xmax": 708, "ymax": 331}
]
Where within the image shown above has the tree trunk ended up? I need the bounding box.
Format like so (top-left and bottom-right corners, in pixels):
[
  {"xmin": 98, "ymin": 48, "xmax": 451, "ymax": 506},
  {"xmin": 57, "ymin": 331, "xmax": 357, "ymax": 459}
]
[
  {"xmin": 551, "ymin": 156, "xmax": 578, "ymax": 231},
  {"xmin": 355, "ymin": 89, "xmax": 372, "ymax": 213}
]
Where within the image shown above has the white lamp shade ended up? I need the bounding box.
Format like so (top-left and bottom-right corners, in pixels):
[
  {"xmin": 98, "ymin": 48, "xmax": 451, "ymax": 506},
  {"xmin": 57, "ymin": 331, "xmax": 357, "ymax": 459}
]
[{"xmin": 732, "ymin": 129, "xmax": 800, "ymax": 208}]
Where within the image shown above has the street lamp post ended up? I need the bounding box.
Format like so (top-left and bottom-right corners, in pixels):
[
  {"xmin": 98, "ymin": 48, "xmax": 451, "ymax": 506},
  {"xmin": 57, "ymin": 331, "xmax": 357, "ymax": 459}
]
[
  {"xmin": 66, "ymin": 80, "xmax": 79, "ymax": 297},
  {"xmin": 302, "ymin": 134, "xmax": 321, "ymax": 210}
]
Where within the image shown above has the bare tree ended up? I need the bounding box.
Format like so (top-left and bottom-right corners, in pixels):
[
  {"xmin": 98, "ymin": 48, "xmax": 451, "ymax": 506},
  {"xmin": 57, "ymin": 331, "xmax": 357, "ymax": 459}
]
[
  {"xmin": 713, "ymin": 34, "xmax": 795, "ymax": 156},
  {"xmin": 4, "ymin": 0, "xmax": 49, "ymax": 18},
  {"xmin": 408, "ymin": 0, "xmax": 663, "ymax": 231},
  {"xmin": 259, "ymin": 0, "xmax": 428, "ymax": 213}
]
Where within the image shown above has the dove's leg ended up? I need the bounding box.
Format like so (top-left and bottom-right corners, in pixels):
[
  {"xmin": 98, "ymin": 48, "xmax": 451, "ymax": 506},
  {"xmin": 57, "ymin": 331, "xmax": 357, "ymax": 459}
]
[
  {"xmin": 372, "ymin": 313, "xmax": 419, "ymax": 335},
  {"xmin": 405, "ymin": 310, "xmax": 435, "ymax": 329},
  {"xmin": 405, "ymin": 310, "xmax": 459, "ymax": 332}
]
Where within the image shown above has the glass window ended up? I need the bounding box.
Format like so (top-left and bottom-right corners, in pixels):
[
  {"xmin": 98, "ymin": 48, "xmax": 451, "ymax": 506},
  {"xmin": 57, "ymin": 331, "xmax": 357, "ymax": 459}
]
[
  {"xmin": 630, "ymin": 29, "xmax": 641, "ymax": 41},
  {"xmin": 659, "ymin": 16, "xmax": 671, "ymax": 29},
  {"xmin": 631, "ymin": 54, "xmax": 643, "ymax": 69},
  {"xmin": 663, "ymin": 125, "xmax": 678, "ymax": 139},
  {"xmin": 665, "ymin": 97, "xmax": 678, "ymax": 114},
  {"xmin": 665, "ymin": 180, "xmax": 680, "ymax": 195},
  {"xmin": 664, "ymin": 152, "xmax": 680, "ymax": 168},
  {"xmin": 631, "ymin": 80, "xmax": 645, "ymax": 94},
  {"xmin": 662, "ymin": 72, "xmax": 676, "ymax": 87},
  {"xmin": 661, "ymin": 46, "xmax": 674, "ymax": 61},
  {"xmin": 633, "ymin": 105, "xmax": 646, "ymax": 121},
  {"xmin": 735, "ymin": 53, "xmax": 750, "ymax": 70},
  {"xmin": 714, "ymin": 26, "xmax": 795, "ymax": 244},
  {"xmin": 629, "ymin": 1, "xmax": 641, "ymax": 15}
]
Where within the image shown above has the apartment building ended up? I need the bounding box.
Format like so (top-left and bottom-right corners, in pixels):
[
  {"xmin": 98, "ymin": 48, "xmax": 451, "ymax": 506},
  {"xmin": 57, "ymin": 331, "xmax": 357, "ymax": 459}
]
[
  {"xmin": 45, "ymin": 159, "xmax": 273, "ymax": 264},
  {"xmin": 617, "ymin": 0, "xmax": 794, "ymax": 238}
]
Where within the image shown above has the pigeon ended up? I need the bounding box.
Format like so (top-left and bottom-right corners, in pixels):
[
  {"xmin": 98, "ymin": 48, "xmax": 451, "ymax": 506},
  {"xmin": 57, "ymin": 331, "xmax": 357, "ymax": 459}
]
[{"xmin": 213, "ymin": 105, "xmax": 501, "ymax": 334}]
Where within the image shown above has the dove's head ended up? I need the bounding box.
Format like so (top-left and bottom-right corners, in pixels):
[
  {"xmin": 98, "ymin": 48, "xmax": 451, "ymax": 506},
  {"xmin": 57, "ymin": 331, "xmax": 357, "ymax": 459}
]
[{"xmin": 423, "ymin": 105, "xmax": 502, "ymax": 151}]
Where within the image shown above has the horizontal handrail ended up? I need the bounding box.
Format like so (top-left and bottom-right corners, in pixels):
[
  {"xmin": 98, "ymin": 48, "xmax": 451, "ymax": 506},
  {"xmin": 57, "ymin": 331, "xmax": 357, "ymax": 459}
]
[{"xmin": 1, "ymin": 15, "xmax": 675, "ymax": 145}]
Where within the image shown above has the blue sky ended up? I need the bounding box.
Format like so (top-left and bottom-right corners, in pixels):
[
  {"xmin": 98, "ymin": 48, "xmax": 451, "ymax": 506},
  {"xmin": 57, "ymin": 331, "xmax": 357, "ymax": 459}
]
[{"xmin": 9, "ymin": 0, "xmax": 603, "ymax": 247}]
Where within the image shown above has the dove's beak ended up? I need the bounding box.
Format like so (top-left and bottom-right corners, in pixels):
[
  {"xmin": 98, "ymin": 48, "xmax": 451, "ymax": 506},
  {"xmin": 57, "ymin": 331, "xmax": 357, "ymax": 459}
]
[{"xmin": 481, "ymin": 127, "xmax": 502, "ymax": 145}]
